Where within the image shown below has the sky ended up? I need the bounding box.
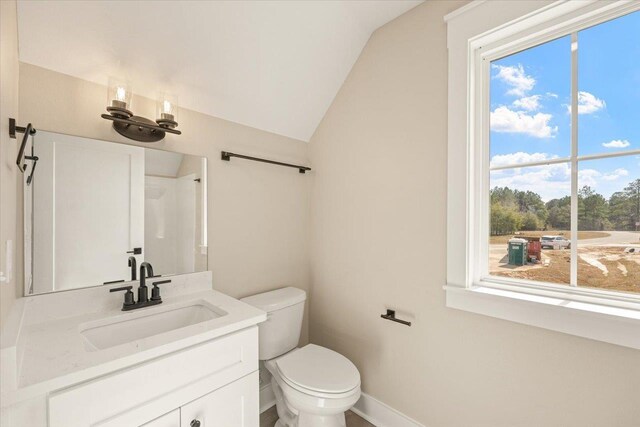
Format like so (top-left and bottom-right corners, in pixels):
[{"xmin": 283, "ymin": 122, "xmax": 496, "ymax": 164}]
[{"xmin": 489, "ymin": 10, "xmax": 640, "ymax": 202}]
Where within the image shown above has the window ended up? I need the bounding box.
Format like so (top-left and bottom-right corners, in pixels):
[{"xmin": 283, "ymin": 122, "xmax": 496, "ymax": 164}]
[
  {"xmin": 445, "ymin": 0, "xmax": 640, "ymax": 349},
  {"xmin": 486, "ymin": 10, "xmax": 640, "ymax": 295}
]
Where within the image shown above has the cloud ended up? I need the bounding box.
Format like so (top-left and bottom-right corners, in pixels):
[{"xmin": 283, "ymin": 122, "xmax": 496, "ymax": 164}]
[
  {"xmin": 491, "ymin": 161, "xmax": 629, "ymax": 201},
  {"xmin": 490, "ymin": 106, "xmax": 557, "ymax": 138},
  {"xmin": 578, "ymin": 168, "xmax": 628, "ymax": 186},
  {"xmin": 567, "ymin": 91, "xmax": 606, "ymax": 114},
  {"xmin": 602, "ymin": 168, "xmax": 629, "ymax": 181},
  {"xmin": 602, "ymin": 139, "xmax": 631, "ymax": 149},
  {"xmin": 490, "ymin": 162, "xmax": 570, "ymax": 201},
  {"xmin": 492, "ymin": 64, "xmax": 535, "ymax": 96},
  {"xmin": 512, "ymin": 95, "xmax": 541, "ymax": 111},
  {"xmin": 578, "ymin": 169, "xmax": 601, "ymax": 187},
  {"xmin": 490, "ymin": 152, "xmax": 558, "ymax": 168}
]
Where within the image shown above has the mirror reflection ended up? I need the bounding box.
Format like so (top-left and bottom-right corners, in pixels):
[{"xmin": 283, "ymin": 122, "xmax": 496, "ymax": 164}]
[{"xmin": 24, "ymin": 131, "xmax": 208, "ymax": 295}]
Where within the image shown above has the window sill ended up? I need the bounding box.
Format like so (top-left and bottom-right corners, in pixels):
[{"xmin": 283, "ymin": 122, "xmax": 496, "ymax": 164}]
[{"xmin": 444, "ymin": 284, "xmax": 640, "ymax": 350}]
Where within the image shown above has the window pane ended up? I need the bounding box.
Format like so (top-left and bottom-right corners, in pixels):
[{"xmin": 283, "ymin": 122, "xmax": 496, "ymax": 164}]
[
  {"xmin": 489, "ymin": 164, "xmax": 571, "ymax": 285},
  {"xmin": 490, "ymin": 36, "xmax": 571, "ymax": 166},
  {"xmin": 578, "ymin": 11, "xmax": 640, "ymax": 156},
  {"xmin": 577, "ymin": 156, "xmax": 640, "ymax": 294}
]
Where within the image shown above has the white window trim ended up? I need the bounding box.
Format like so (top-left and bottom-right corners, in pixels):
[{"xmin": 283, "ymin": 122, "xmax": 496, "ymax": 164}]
[{"xmin": 445, "ymin": 0, "xmax": 640, "ymax": 350}]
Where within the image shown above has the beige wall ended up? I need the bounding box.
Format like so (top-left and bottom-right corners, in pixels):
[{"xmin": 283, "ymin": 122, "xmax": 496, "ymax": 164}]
[
  {"xmin": 0, "ymin": 0, "xmax": 21, "ymax": 327},
  {"xmin": 18, "ymin": 63, "xmax": 311, "ymax": 343},
  {"xmin": 309, "ymin": 2, "xmax": 640, "ymax": 426}
]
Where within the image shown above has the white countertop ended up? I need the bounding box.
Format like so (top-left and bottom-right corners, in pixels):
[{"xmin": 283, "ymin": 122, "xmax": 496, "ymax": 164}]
[{"xmin": 1, "ymin": 271, "xmax": 266, "ymax": 407}]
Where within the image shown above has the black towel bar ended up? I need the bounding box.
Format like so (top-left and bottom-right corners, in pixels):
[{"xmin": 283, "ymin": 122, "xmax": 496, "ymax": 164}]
[{"xmin": 221, "ymin": 151, "xmax": 311, "ymax": 174}]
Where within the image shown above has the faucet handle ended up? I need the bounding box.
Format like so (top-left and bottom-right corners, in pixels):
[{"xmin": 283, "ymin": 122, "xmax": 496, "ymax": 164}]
[
  {"xmin": 151, "ymin": 280, "xmax": 171, "ymax": 301},
  {"xmin": 110, "ymin": 285, "xmax": 135, "ymax": 309}
]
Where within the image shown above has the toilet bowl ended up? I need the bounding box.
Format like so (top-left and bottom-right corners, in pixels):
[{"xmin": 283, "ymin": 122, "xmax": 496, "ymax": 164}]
[
  {"xmin": 267, "ymin": 344, "xmax": 361, "ymax": 427},
  {"xmin": 241, "ymin": 288, "xmax": 361, "ymax": 427}
]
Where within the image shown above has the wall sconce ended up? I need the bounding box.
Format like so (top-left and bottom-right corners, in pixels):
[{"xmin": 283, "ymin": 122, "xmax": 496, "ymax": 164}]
[
  {"xmin": 156, "ymin": 93, "xmax": 179, "ymax": 129},
  {"xmin": 101, "ymin": 78, "xmax": 181, "ymax": 143},
  {"xmin": 106, "ymin": 77, "xmax": 133, "ymax": 118}
]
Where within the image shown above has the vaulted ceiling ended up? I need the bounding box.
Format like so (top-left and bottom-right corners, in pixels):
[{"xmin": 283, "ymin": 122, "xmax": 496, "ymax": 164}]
[{"xmin": 16, "ymin": 0, "xmax": 422, "ymax": 141}]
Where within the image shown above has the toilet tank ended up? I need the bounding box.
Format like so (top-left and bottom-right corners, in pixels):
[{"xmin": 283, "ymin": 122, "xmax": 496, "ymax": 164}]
[{"xmin": 241, "ymin": 287, "xmax": 306, "ymax": 360}]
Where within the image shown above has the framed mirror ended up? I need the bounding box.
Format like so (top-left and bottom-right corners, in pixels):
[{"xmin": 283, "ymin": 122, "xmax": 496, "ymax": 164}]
[{"xmin": 23, "ymin": 131, "xmax": 208, "ymax": 295}]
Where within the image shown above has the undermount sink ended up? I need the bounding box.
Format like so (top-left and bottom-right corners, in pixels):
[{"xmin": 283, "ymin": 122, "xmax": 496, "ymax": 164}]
[{"xmin": 80, "ymin": 302, "xmax": 226, "ymax": 351}]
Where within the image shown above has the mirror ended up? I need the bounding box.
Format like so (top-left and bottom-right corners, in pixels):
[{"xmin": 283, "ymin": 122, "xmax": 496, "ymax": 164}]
[{"xmin": 23, "ymin": 131, "xmax": 208, "ymax": 295}]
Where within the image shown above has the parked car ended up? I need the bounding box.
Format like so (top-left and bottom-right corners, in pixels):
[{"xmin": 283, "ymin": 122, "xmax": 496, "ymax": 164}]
[{"xmin": 541, "ymin": 235, "xmax": 571, "ymax": 249}]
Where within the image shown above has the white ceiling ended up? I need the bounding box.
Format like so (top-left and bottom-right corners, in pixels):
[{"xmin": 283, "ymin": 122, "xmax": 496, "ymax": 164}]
[{"xmin": 16, "ymin": 0, "xmax": 422, "ymax": 142}]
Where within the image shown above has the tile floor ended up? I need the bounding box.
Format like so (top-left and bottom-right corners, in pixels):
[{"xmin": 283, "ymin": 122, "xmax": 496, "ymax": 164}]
[{"xmin": 260, "ymin": 406, "xmax": 375, "ymax": 427}]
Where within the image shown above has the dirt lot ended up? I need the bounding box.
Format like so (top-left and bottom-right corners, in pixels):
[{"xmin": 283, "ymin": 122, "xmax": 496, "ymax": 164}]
[
  {"xmin": 490, "ymin": 246, "xmax": 640, "ymax": 294},
  {"xmin": 490, "ymin": 230, "xmax": 609, "ymax": 245}
]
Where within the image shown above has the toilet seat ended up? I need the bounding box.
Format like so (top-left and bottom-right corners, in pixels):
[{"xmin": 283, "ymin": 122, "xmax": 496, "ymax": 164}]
[{"xmin": 275, "ymin": 344, "xmax": 360, "ymax": 398}]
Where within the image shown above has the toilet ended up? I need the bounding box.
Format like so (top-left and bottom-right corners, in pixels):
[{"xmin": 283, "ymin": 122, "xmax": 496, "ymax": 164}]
[{"xmin": 242, "ymin": 287, "xmax": 361, "ymax": 427}]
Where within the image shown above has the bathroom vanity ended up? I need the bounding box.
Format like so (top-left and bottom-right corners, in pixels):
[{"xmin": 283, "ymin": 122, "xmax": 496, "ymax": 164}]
[{"xmin": 0, "ymin": 271, "xmax": 266, "ymax": 426}]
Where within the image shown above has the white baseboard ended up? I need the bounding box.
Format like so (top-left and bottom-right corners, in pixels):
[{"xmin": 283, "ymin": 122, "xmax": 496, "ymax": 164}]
[
  {"xmin": 260, "ymin": 384, "xmax": 276, "ymax": 413},
  {"xmin": 351, "ymin": 392, "xmax": 425, "ymax": 427}
]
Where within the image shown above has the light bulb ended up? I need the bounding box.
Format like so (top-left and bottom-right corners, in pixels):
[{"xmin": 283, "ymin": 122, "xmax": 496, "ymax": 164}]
[
  {"xmin": 163, "ymin": 100, "xmax": 172, "ymax": 114},
  {"xmin": 116, "ymin": 86, "xmax": 127, "ymax": 102},
  {"xmin": 156, "ymin": 93, "xmax": 178, "ymax": 126},
  {"xmin": 107, "ymin": 77, "xmax": 132, "ymax": 113}
]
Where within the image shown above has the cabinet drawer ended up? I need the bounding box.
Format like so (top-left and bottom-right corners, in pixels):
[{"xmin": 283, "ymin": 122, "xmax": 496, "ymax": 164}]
[
  {"xmin": 140, "ymin": 409, "xmax": 180, "ymax": 427},
  {"xmin": 49, "ymin": 327, "xmax": 258, "ymax": 427},
  {"xmin": 181, "ymin": 371, "xmax": 259, "ymax": 427}
]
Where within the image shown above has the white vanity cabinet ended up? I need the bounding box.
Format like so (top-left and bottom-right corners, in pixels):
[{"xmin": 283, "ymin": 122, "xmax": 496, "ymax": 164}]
[
  {"xmin": 180, "ymin": 372, "xmax": 259, "ymax": 427},
  {"xmin": 140, "ymin": 371, "xmax": 258, "ymax": 427},
  {"xmin": 48, "ymin": 326, "xmax": 259, "ymax": 427},
  {"xmin": 141, "ymin": 409, "xmax": 180, "ymax": 427}
]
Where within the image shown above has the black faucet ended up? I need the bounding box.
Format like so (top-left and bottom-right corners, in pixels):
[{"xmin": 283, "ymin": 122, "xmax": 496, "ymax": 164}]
[
  {"xmin": 128, "ymin": 256, "xmax": 137, "ymax": 281},
  {"xmin": 138, "ymin": 262, "xmax": 154, "ymax": 303},
  {"xmin": 110, "ymin": 262, "xmax": 171, "ymax": 311}
]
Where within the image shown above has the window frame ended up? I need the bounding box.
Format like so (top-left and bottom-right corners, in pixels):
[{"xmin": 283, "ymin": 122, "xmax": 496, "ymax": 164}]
[
  {"xmin": 472, "ymin": 1, "xmax": 640, "ymax": 304},
  {"xmin": 445, "ymin": 0, "xmax": 640, "ymax": 349}
]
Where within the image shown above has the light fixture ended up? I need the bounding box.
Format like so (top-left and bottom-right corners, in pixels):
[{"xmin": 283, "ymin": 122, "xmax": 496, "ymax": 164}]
[
  {"xmin": 106, "ymin": 77, "xmax": 133, "ymax": 118},
  {"xmin": 101, "ymin": 78, "xmax": 181, "ymax": 143},
  {"xmin": 156, "ymin": 93, "xmax": 179, "ymax": 129}
]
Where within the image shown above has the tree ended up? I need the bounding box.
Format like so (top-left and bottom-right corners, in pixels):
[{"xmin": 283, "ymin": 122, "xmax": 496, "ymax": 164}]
[
  {"xmin": 545, "ymin": 196, "xmax": 571, "ymax": 230},
  {"xmin": 578, "ymin": 186, "xmax": 609, "ymax": 230},
  {"xmin": 547, "ymin": 203, "xmax": 571, "ymax": 229},
  {"xmin": 491, "ymin": 187, "xmax": 548, "ymax": 227},
  {"xmin": 608, "ymin": 179, "xmax": 640, "ymax": 231},
  {"xmin": 521, "ymin": 212, "xmax": 540, "ymax": 231},
  {"xmin": 490, "ymin": 187, "xmax": 517, "ymax": 209},
  {"xmin": 490, "ymin": 179, "xmax": 639, "ymax": 234},
  {"xmin": 491, "ymin": 203, "xmax": 522, "ymax": 235},
  {"xmin": 516, "ymin": 190, "xmax": 548, "ymax": 224},
  {"xmin": 624, "ymin": 179, "xmax": 640, "ymax": 231}
]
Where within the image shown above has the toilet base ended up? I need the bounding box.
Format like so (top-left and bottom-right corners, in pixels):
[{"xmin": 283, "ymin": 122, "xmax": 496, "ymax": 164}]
[
  {"xmin": 271, "ymin": 376, "xmax": 350, "ymax": 427},
  {"xmin": 274, "ymin": 413, "xmax": 346, "ymax": 427}
]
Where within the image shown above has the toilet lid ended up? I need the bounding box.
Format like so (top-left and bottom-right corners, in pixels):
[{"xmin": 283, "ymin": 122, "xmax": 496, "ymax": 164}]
[{"xmin": 276, "ymin": 344, "xmax": 360, "ymax": 394}]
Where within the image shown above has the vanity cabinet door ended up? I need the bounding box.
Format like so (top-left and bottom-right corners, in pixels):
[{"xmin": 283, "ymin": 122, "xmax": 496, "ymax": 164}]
[
  {"xmin": 140, "ymin": 409, "xmax": 180, "ymax": 427},
  {"xmin": 181, "ymin": 371, "xmax": 258, "ymax": 427}
]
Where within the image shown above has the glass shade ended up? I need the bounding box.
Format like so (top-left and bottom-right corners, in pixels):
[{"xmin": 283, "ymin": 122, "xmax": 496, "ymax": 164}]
[
  {"xmin": 156, "ymin": 93, "xmax": 179, "ymax": 124},
  {"xmin": 107, "ymin": 77, "xmax": 132, "ymax": 110}
]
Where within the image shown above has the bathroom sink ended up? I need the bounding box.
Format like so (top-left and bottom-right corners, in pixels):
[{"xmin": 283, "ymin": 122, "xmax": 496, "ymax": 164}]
[{"xmin": 80, "ymin": 302, "xmax": 225, "ymax": 351}]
